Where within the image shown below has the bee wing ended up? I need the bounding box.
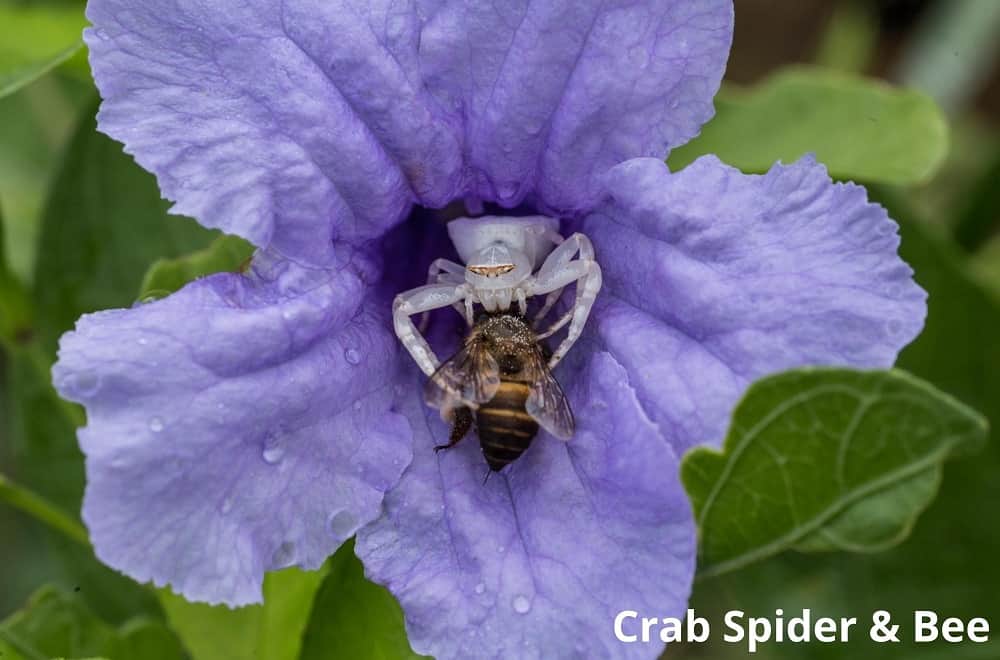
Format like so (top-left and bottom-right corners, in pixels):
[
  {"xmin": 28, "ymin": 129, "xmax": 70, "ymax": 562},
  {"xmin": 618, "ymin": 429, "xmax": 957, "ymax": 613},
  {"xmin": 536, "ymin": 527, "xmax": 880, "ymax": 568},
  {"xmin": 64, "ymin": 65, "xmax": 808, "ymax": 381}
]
[
  {"xmin": 524, "ymin": 350, "xmax": 575, "ymax": 440},
  {"xmin": 423, "ymin": 343, "xmax": 500, "ymax": 412}
]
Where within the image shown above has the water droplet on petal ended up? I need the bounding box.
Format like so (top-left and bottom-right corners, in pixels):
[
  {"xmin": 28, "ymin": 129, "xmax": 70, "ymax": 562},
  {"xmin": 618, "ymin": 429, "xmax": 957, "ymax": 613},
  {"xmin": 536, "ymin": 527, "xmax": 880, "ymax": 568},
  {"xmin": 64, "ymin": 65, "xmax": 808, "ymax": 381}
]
[
  {"xmin": 474, "ymin": 582, "xmax": 486, "ymax": 594},
  {"xmin": 271, "ymin": 541, "xmax": 296, "ymax": 568},
  {"xmin": 220, "ymin": 497, "xmax": 233, "ymax": 514},
  {"xmin": 344, "ymin": 348, "xmax": 362, "ymax": 365},
  {"xmin": 71, "ymin": 371, "xmax": 101, "ymax": 397},
  {"xmin": 353, "ymin": 400, "xmax": 363, "ymax": 411},
  {"xmin": 149, "ymin": 417, "xmax": 164, "ymax": 433},
  {"xmin": 137, "ymin": 337, "xmax": 148, "ymax": 346},
  {"xmin": 262, "ymin": 432, "xmax": 286, "ymax": 464},
  {"xmin": 496, "ymin": 545, "xmax": 505, "ymax": 554},
  {"xmin": 328, "ymin": 510, "xmax": 357, "ymax": 539},
  {"xmin": 512, "ymin": 594, "xmax": 532, "ymax": 614}
]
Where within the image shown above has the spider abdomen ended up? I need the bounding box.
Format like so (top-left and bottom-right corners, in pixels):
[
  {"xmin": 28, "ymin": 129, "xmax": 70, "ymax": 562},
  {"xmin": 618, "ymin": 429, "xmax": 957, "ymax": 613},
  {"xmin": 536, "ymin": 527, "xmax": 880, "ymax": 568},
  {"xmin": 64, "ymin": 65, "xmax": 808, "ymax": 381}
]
[{"xmin": 476, "ymin": 379, "xmax": 539, "ymax": 472}]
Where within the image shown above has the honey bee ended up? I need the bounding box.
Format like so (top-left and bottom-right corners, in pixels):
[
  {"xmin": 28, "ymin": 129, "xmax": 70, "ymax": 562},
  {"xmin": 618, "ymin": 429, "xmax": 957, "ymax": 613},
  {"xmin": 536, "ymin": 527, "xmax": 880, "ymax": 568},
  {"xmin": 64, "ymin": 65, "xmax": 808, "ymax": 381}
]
[{"xmin": 424, "ymin": 313, "xmax": 575, "ymax": 472}]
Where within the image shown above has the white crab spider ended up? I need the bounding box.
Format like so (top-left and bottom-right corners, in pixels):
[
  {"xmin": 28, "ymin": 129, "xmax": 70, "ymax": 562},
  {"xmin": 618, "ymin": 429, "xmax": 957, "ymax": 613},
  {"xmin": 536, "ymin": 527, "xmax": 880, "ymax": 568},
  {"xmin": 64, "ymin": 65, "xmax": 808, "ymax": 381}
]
[{"xmin": 393, "ymin": 215, "xmax": 603, "ymax": 376}]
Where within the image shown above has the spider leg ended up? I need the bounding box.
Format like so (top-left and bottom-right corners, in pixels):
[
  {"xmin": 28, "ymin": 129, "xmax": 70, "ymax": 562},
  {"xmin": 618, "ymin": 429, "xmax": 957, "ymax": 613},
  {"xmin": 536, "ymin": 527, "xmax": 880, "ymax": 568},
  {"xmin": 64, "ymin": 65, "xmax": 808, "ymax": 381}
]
[
  {"xmin": 536, "ymin": 305, "xmax": 574, "ymax": 340},
  {"xmin": 515, "ymin": 288, "xmax": 528, "ymax": 317},
  {"xmin": 527, "ymin": 233, "xmax": 602, "ymax": 368},
  {"xmin": 532, "ymin": 286, "xmax": 564, "ymax": 328},
  {"xmin": 418, "ymin": 259, "xmax": 467, "ymax": 332},
  {"xmin": 394, "ymin": 282, "xmax": 470, "ymax": 376}
]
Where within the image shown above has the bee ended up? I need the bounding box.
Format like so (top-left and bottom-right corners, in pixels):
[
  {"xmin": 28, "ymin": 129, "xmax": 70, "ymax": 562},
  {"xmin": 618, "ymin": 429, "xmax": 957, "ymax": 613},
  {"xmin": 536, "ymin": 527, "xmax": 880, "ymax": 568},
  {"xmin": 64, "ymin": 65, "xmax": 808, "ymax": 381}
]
[{"xmin": 424, "ymin": 313, "xmax": 574, "ymax": 472}]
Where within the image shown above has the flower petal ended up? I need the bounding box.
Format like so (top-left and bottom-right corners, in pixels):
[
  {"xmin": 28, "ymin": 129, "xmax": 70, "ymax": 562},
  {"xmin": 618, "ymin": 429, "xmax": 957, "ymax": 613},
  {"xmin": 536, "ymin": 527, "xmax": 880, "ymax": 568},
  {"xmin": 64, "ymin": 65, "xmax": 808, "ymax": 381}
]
[
  {"xmin": 85, "ymin": 0, "xmax": 463, "ymax": 265},
  {"xmin": 420, "ymin": 0, "xmax": 733, "ymax": 212},
  {"xmin": 52, "ymin": 251, "xmax": 411, "ymax": 605},
  {"xmin": 584, "ymin": 155, "xmax": 927, "ymax": 453},
  {"xmin": 357, "ymin": 352, "xmax": 694, "ymax": 659}
]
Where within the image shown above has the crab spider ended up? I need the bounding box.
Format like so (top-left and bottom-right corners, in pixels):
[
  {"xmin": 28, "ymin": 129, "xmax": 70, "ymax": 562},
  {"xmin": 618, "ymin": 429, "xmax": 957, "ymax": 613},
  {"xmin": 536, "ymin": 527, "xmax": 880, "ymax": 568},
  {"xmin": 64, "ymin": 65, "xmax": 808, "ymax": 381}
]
[{"xmin": 393, "ymin": 215, "xmax": 603, "ymax": 377}]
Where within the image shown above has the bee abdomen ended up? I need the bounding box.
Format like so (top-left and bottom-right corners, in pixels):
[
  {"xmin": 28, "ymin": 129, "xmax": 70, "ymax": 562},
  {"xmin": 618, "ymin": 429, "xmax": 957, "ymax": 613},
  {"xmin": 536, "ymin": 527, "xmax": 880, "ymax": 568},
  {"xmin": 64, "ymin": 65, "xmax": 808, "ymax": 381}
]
[{"xmin": 477, "ymin": 381, "xmax": 538, "ymax": 472}]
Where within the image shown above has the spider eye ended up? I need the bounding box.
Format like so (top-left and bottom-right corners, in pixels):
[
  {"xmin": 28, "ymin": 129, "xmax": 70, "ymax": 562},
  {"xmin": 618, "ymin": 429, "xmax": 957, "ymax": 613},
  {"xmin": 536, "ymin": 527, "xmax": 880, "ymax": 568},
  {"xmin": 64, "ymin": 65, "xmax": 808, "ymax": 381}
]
[{"xmin": 468, "ymin": 264, "xmax": 515, "ymax": 277}]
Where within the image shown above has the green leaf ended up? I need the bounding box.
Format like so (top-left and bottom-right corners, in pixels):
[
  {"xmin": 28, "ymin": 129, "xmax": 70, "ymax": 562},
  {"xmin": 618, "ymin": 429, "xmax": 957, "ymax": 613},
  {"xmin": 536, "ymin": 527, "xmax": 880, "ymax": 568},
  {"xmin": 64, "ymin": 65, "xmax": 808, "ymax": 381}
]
[
  {"xmin": 0, "ymin": 472, "xmax": 88, "ymax": 547},
  {"xmin": 791, "ymin": 467, "xmax": 939, "ymax": 553},
  {"xmin": 971, "ymin": 234, "xmax": 1000, "ymax": 297},
  {"xmin": 138, "ymin": 234, "xmax": 254, "ymax": 301},
  {"xmin": 0, "ymin": 586, "xmax": 117, "ymax": 660},
  {"xmin": 954, "ymin": 149, "xmax": 1000, "ymax": 253},
  {"xmin": 300, "ymin": 541, "xmax": 426, "ymax": 660},
  {"xmin": 0, "ymin": 203, "xmax": 33, "ymax": 344},
  {"xmin": 116, "ymin": 619, "xmax": 187, "ymax": 660},
  {"xmin": 4, "ymin": 345, "xmax": 85, "ymax": 511},
  {"xmin": 159, "ymin": 567, "xmax": 327, "ymax": 660},
  {"xmin": 679, "ymin": 204, "xmax": 1000, "ymax": 660},
  {"xmin": 668, "ymin": 67, "xmax": 949, "ymax": 185},
  {"xmin": 32, "ymin": 98, "xmax": 217, "ymax": 354},
  {"xmin": 885, "ymin": 193, "xmax": 1000, "ymax": 438},
  {"xmin": 0, "ymin": 4, "xmax": 87, "ymax": 98},
  {"xmin": 0, "ymin": 72, "xmax": 93, "ymax": 280},
  {"xmin": 0, "ymin": 586, "xmax": 184, "ymax": 660},
  {"xmin": 813, "ymin": 2, "xmax": 878, "ymax": 74},
  {"xmin": 682, "ymin": 369, "xmax": 987, "ymax": 579}
]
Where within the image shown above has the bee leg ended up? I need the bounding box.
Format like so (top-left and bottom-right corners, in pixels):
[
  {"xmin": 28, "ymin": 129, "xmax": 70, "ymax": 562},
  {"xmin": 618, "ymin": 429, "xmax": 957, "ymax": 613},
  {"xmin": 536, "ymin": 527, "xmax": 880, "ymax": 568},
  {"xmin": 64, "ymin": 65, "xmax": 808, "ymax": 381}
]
[{"xmin": 434, "ymin": 406, "xmax": 473, "ymax": 452}]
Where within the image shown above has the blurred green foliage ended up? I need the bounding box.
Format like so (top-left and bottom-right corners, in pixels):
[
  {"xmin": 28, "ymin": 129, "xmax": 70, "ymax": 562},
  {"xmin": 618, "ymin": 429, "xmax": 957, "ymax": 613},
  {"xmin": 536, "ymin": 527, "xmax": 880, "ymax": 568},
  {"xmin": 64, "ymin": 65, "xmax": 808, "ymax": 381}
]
[
  {"xmin": 668, "ymin": 68, "xmax": 949, "ymax": 185},
  {"xmin": 0, "ymin": 2, "xmax": 87, "ymax": 98},
  {"xmin": 159, "ymin": 567, "xmax": 328, "ymax": 660},
  {"xmin": 0, "ymin": 586, "xmax": 184, "ymax": 660},
  {"xmin": 158, "ymin": 542, "xmax": 425, "ymax": 660},
  {"xmin": 33, "ymin": 99, "xmax": 217, "ymax": 354},
  {"xmin": 138, "ymin": 234, "xmax": 255, "ymax": 302},
  {"xmin": 299, "ymin": 542, "xmax": 427, "ymax": 660}
]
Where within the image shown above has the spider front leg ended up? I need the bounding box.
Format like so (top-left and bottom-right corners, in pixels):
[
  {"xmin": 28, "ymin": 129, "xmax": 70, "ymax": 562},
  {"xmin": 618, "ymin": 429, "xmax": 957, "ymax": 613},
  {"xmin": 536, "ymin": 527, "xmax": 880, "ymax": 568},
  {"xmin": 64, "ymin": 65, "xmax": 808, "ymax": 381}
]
[
  {"xmin": 394, "ymin": 283, "xmax": 470, "ymax": 376},
  {"xmin": 532, "ymin": 286, "xmax": 564, "ymax": 328},
  {"xmin": 418, "ymin": 259, "xmax": 469, "ymax": 332},
  {"xmin": 528, "ymin": 233, "xmax": 603, "ymax": 368}
]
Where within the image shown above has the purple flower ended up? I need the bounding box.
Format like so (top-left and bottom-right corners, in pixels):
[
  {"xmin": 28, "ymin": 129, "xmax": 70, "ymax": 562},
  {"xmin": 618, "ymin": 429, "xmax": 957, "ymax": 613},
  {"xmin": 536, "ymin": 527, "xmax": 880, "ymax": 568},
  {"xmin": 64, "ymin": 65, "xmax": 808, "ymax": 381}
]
[{"xmin": 53, "ymin": 1, "xmax": 926, "ymax": 657}]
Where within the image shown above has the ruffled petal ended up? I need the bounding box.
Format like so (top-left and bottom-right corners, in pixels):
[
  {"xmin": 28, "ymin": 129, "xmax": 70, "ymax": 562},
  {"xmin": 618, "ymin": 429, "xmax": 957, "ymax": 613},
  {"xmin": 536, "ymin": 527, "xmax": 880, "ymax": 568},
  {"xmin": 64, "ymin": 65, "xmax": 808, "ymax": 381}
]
[
  {"xmin": 357, "ymin": 352, "xmax": 694, "ymax": 660},
  {"xmin": 52, "ymin": 251, "xmax": 411, "ymax": 605},
  {"xmin": 583, "ymin": 155, "xmax": 927, "ymax": 453},
  {"xmin": 85, "ymin": 0, "xmax": 463, "ymax": 266},
  {"xmin": 419, "ymin": 0, "xmax": 733, "ymax": 212}
]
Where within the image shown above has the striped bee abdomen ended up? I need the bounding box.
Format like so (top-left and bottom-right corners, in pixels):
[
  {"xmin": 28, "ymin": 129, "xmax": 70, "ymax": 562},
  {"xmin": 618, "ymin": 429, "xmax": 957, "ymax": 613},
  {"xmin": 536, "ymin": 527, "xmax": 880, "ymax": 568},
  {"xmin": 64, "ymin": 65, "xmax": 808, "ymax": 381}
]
[{"xmin": 476, "ymin": 379, "xmax": 538, "ymax": 472}]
